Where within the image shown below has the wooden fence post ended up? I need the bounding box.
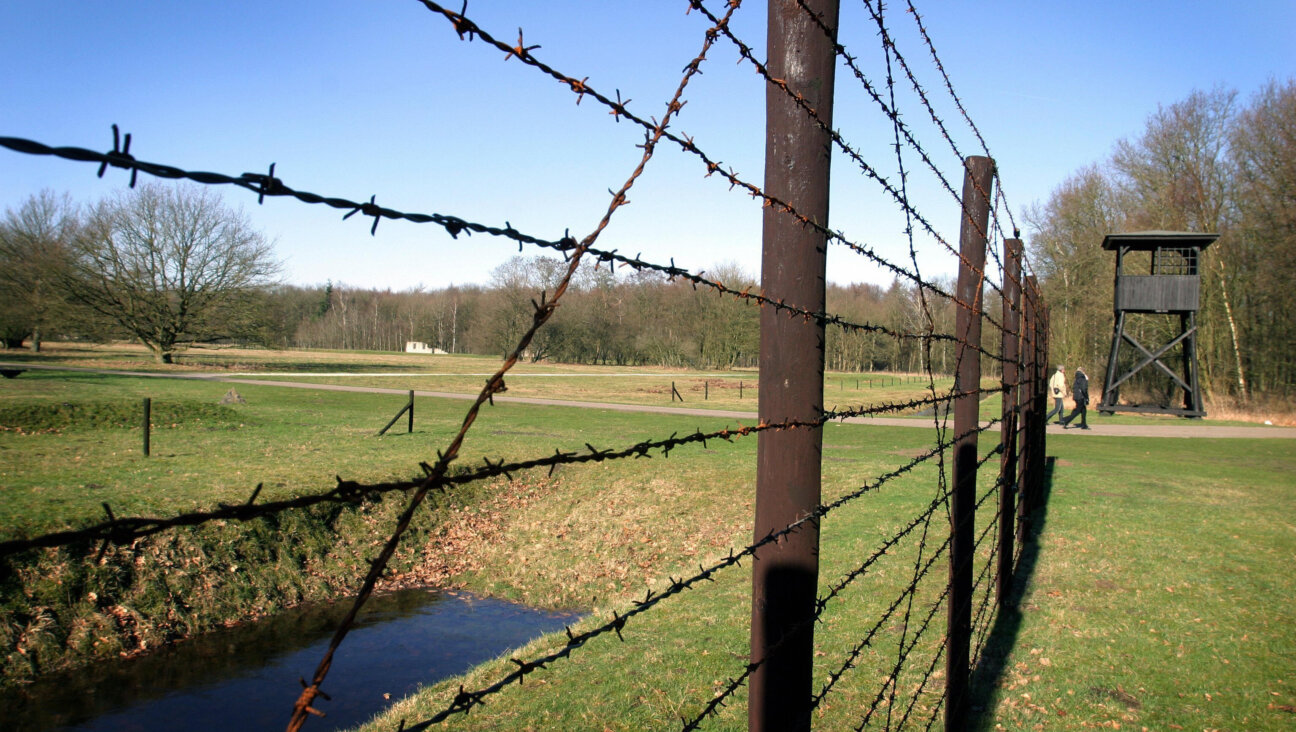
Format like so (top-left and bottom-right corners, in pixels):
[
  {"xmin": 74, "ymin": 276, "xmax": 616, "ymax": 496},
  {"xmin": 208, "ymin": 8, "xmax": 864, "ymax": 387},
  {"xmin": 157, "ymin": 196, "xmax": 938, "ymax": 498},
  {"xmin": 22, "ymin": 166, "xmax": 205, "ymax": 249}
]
[
  {"xmin": 946, "ymin": 155, "xmax": 995, "ymax": 728},
  {"xmin": 750, "ymin": 1, "xmax": 839, "ymax": 729},
  {"xmin": 1017, "ymin": 278, "xmax": 1035, "ymax": 541},
  {"xmin": 998, "ymin": 237, "xmax": 1023, "ymax": 606}
]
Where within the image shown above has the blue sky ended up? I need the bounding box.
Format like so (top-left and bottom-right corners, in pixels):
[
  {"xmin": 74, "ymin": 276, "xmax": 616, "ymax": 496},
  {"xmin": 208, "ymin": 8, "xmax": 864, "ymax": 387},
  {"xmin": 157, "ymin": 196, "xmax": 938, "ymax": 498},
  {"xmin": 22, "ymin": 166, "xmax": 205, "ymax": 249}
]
[{"xmin": 2, "ymin": 1, "xmax": 1292, "ymax": 291}]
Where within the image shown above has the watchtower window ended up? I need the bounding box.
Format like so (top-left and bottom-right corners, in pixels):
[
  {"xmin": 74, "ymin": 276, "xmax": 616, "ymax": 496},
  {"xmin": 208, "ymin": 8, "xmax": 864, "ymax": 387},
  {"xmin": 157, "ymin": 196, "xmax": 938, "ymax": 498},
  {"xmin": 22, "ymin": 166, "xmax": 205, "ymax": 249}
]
[{"xmin": 1152, "ymin": 247, "xmax": 1196, "ymax": 275}]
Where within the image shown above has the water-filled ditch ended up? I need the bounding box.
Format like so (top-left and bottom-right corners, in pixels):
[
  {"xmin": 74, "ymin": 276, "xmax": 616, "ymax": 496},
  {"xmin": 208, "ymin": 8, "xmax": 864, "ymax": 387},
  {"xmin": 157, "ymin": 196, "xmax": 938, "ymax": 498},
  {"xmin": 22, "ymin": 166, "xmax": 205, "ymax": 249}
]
[{"xmin": 1, "ymin": 588, "xmax": 581, "ymax": 731}]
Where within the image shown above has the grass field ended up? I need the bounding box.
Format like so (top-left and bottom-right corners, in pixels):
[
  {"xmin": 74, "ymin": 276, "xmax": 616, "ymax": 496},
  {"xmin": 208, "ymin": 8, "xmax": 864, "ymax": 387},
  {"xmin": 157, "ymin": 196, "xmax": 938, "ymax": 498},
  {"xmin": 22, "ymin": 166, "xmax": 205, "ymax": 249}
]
[
  {"xmin": 1, "ymin": 344, "xmax": 1293, "ymax": 729},
  {"xmin": 3, "ymin": 342, "xmax": 1278, "ymax": 428},
  {"xmin": 352, "ymin": 434, "xmax": 1296, "ymax": 730}
]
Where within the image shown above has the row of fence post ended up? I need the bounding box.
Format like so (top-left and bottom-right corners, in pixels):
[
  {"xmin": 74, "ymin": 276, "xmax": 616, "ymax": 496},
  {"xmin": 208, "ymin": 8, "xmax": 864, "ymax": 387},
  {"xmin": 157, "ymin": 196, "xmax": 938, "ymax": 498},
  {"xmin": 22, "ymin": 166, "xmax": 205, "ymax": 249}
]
[
  {"xmin": 747, "ymin": 3, "xmax": 1049, "ymax": 721},
  {"xmin": 942, "ymin": 169, "xmax": 1051, "ymax": 728}
]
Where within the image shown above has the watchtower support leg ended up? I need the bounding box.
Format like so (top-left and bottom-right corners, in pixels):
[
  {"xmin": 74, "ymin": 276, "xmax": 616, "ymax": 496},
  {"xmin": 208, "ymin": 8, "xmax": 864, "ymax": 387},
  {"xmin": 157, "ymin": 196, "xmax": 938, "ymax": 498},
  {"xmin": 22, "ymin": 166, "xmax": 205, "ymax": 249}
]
[{"xmin": 1099, "ymin": 311, "xmax": 1125, "ymax": 411}]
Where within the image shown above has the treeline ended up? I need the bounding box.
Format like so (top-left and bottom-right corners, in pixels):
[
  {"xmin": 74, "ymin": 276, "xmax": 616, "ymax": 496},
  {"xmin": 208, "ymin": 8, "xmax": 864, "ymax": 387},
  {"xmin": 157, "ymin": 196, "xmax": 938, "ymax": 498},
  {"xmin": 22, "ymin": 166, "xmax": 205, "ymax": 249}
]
[
  {"xmin": 0, "ymin": 183, "xmax": 968, "ymax": 375},
  {"xmin": 253, "ymin": 258, "xmax": 965, "ymax": 374},
  {"xmin": 1028, "ymin": 80, "xmax": 1295, "ymax": 402}
]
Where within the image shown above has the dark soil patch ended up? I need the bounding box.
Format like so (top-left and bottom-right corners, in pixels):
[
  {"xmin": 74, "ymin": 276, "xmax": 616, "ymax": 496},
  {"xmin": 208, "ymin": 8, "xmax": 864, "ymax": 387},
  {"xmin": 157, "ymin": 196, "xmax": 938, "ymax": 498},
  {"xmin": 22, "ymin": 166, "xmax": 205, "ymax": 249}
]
[{"xmin": 1089, "ymin": 686, "xmax": 1142, "ymax": 710}]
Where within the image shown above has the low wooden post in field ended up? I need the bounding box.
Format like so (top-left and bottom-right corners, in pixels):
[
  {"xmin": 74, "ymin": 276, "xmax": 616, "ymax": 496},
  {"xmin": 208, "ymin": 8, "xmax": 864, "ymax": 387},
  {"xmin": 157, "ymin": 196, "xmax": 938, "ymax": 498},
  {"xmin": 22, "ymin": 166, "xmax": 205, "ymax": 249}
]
[
  {"xmin": 142, "ymin": 397, "xmax": 151, "ymax": 457},
  {"xmin": 378, "ymin": 391, "xmax": 416, "ymax": 436}
]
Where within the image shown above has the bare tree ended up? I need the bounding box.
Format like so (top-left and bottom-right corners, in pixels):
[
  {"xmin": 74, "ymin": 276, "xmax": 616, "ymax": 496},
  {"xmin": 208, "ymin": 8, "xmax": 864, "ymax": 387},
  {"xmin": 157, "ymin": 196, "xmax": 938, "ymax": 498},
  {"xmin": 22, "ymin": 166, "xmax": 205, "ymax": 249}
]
[
  {"xmin": 1025, "ymin": 165, "xmax": 1125, "ymax": 370},
  {"xmin": 0, "ymin": 191, "xmax": 79, "ymax": 350},
  {"xmin": 65, "ymin": 184, "xmax": 279, "ymax": 363},
  {"xmin": 1110, "ymin": 87, "xmax": 1245, "ymax": 397}
]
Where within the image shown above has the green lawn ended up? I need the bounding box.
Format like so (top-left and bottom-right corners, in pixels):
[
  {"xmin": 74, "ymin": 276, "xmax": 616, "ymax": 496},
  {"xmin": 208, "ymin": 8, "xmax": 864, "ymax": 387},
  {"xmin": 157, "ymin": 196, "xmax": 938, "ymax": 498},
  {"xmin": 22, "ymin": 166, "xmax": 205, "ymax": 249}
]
[
  {"xmin": 1, "ymin": 350, "xmax": 1292, "ymax": 730},
  {"xmin": 346, "ymin": 429, "xmax": 1295, "ymax": 731}
]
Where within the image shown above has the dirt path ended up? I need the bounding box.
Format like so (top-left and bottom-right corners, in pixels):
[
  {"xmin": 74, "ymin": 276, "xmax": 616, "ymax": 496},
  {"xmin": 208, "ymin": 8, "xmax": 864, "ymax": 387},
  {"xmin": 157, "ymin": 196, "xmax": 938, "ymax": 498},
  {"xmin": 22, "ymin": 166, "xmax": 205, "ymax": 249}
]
[{"xmin": 5, "ymin": 362, "xmax": 1294, "ymax": 439}]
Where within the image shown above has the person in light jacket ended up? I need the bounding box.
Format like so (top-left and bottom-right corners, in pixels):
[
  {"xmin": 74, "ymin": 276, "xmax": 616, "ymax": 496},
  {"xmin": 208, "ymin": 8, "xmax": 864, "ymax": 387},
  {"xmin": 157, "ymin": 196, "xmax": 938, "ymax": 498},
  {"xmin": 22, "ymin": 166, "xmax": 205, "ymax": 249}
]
[
  {"xmin": 1061, "ymin": 366, "xmax": 1091, "ymax": 430},
  {"xmin": 1045, "ymin": 365, "xmax": 1066, "ymax": 423}
]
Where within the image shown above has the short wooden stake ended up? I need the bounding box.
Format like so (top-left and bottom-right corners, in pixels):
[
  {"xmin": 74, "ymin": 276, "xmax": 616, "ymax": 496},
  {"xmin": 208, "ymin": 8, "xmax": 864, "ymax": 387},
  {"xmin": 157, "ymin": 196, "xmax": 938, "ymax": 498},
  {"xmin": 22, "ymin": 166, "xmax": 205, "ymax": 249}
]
[{"xmin": 142, "ymin": 397, "xmax": 151, "ymax": 457}]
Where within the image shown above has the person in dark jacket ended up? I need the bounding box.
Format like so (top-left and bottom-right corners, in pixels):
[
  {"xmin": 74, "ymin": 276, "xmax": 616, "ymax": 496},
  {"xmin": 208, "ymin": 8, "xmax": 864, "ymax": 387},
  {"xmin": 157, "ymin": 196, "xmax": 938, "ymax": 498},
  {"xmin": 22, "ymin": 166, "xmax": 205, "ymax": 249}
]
[{"xmin": 1061, "ymin": 366, "xmax": 1090, "ymax": 429}]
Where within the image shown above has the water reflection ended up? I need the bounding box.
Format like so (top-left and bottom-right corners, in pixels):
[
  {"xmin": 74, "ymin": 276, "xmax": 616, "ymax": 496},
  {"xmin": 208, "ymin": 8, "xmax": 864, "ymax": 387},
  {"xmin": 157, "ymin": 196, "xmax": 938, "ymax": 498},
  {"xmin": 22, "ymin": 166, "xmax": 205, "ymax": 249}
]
[{"xmin": 1, "ymin": 589, "xmax": 581, "ymax": 731}]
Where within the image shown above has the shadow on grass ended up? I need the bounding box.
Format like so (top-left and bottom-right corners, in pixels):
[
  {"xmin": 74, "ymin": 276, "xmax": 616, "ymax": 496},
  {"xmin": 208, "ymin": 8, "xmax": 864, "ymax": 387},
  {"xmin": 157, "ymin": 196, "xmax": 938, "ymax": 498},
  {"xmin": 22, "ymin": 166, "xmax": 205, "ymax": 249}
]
[{"xmin": 967, "ymin": 455, "xmax": 1057, "ymax": 730}]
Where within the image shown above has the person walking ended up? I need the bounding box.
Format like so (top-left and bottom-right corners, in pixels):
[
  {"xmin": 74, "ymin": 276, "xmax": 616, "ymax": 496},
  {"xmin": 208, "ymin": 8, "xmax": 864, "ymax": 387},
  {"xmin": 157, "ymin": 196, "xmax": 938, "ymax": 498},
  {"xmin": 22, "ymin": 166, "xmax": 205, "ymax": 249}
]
[
  {"xmin": 1061, "ymin": 366, "xmax": 1091, "ymax": 430},
  {"xmin": 1045, "ymin": 365, "xmax": 1067, "ymax": 424}
]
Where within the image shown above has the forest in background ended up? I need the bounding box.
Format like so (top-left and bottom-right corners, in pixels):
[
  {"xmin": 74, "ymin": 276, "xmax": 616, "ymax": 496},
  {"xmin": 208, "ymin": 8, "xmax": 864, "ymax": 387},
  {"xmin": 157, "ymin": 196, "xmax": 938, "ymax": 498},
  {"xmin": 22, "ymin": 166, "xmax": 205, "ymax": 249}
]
[
  {"xmin": 1029, "ymin": 80, "xmax": 1294, "ymax": 405},
  {"xmin": 252, "ymin": 260, "xmax": 960, "ymax": 376},
  {"xmin": 2, "ymin": 81, "xmax": 1292, "ymax": 405}
]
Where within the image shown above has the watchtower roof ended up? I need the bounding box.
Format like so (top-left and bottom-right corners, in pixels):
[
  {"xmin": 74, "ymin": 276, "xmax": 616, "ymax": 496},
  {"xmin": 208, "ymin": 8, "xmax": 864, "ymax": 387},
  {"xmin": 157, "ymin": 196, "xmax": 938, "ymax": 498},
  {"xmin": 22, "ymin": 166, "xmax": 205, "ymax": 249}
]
[{"xmin": 1100, "ymin": 230, "xmax": 1219, "ymax": 251}]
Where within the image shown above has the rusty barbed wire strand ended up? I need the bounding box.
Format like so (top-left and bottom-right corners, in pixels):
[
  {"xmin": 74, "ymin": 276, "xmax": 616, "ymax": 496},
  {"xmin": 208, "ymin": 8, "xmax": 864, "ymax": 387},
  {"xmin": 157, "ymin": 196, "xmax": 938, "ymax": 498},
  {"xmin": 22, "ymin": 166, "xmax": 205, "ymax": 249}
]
[
  {"xmin": 0, "ymin": 21, "xmax": 1033, "ymax": 359},
  {"xmin": 683, "ymin": 417, "xmax": 1004, "ymax": 728},
  {"xmin": 416, "ymin": 1, "xmax": 953, "ymax": 299},
  {"xmin": 969, "ymin": 523, "xmax": 1001, "ymax": 673},
  {"xmin": 416, "ymin": 0, "xmax": 1012, "ymax": 327},
  {"xmin": 892, "ymin": 629, "xmax": 948, "ymax": 732},
  {"xmin": 851, "ymin": 0, "xmax": 1014, "ymax": 299},
  {"xmin": 692, "ymin": 2, "xmax": 1022, "ymax": 360},
  {"xmin": 686, "ymin": 476, "xmax": 954, "ymax": 729},
  {"xmin": 793, "ymin": 0, "xmax": 965, "ymax": 211},
  {"xmin": 856, "ymin": 552, "xmax": 953, "ymax": 729},
  {"xmin": 1, "ymin": 4, "xmax": 1047, "ymax": 727},
  {"xmin": 0, "ymin": 385, "xmax": 997, "ymax": 560},
  {"xmin": 902, "ymin": 0, "xmax": 986, "ymax": 154},
  {"xmin": 694, "ymin": 1, "xmax": 982, "ymax": 279},
  {"xmin": 782, "ymin": 0, "xmax": 1010, "ymax": 305},
  {"xmin": 1, "ymin": 132, "xmax": 1013, "ymax": 364},
  {"xmin": 967, "ymin": 459, "xmax": 1007, "ymax": 676},
  {"xmin": 286, "ymin": 5, "xmax": 740, "ymax": 727},
  {"xmin": 880, "ymin": 441, "xmax": 1001, "ymax": 727},
  {"xmin": 870, "ymin": 8, "xmax": 958, "ymax": 720},
  {"xmin": 417, "ymin": 416, "xmax": 1000, "ymax": 729},
  {"xmin": 794, "ymin": 0, "xmax": 1020, "ymax": 309},
  {"xmin": 863, "ymin": 0, "xmax": 1021, "ymax": 250},
  {"xmin": 866, "ymin": 461, "xmax": 1003, "ymax": 727},
  {"xmin": 902, "ymin": 0, "xmax": 1020, "ymax": 238},
  {"xmin": 859, "ymin": 0, "xmax": 965, "ymax": 160},
  {"xmin": 812, "ymin": 525, "xmax": 951, "ymax": 715},
  {"xmin": 863, "ymin": 470, "xmax": 1002, "ymax": 731}
]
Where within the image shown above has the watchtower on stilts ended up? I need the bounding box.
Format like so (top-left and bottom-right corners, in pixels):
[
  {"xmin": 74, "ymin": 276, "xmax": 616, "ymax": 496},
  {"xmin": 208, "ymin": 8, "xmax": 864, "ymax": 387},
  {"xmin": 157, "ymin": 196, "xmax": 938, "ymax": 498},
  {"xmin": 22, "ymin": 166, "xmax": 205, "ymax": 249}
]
[{"xmin": 1098, "ymin": 231, "xmax": 1218, "ymax": 418}]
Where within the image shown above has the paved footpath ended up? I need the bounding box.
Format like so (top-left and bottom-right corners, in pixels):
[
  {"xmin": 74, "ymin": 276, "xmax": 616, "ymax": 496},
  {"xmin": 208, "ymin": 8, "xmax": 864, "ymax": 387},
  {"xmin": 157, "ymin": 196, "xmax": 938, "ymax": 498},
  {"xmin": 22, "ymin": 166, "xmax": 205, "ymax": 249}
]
[{"xmin": 5, "ymin": 362, "xmax": 1294, "ymax": 439}]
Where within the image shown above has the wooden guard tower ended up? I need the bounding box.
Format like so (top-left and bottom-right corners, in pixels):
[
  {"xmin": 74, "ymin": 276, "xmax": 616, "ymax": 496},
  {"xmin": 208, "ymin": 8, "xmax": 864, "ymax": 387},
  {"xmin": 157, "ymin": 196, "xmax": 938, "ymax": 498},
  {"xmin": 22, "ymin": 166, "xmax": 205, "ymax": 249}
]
[{"xmin": 1098, "ymin": 231, "xmax": 1218, "ymax": 417}]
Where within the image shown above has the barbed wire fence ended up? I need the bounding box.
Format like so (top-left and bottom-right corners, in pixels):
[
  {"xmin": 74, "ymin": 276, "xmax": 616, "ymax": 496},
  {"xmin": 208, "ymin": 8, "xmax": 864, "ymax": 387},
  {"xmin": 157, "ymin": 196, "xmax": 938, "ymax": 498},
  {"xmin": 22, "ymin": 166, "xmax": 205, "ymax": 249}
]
[{"xmin": 0, "ymin": 0, "xmax": 1052, "ymax": 729}]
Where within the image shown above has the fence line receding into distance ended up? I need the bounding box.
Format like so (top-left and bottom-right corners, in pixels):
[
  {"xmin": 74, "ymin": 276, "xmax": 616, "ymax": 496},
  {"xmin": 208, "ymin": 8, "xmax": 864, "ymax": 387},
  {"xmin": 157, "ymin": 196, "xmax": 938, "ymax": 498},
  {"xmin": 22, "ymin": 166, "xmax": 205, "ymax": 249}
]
[{"xmin": 0, "ymin": 1, "xmax": 1050, "ymax": 729}]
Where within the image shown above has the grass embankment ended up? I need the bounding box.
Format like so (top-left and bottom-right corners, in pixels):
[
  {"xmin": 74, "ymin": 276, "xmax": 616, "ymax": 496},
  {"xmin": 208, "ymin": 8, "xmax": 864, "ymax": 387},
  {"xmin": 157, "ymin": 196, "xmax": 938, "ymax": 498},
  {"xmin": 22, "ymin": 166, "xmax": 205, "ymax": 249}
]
[{"xmin": 0, "ymin": 369, "xmax": 526, "ymax": 686}]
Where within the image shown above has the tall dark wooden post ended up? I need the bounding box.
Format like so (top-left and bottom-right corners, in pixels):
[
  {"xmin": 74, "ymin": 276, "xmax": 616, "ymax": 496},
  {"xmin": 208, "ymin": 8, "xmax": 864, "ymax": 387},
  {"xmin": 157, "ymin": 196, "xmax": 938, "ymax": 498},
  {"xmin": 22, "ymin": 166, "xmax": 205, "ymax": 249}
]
[
  {"xmin": 946, "ymin": 155, "xmax": 995, "ymax": 729},
  {"xmin": 749, "ymin": 2, "xmax": 838, "ymax": 730},
  {"xmin": 997, "ymin": 237, "xmax": 1022, "ymax": 606},
  {"xmin": 1017, "ymin": 278, "xmax": 1037, "ymax": 544},
  {"xmin": 1026, "ymin": 278, "xmax": 1045, "ymax": 514}
]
